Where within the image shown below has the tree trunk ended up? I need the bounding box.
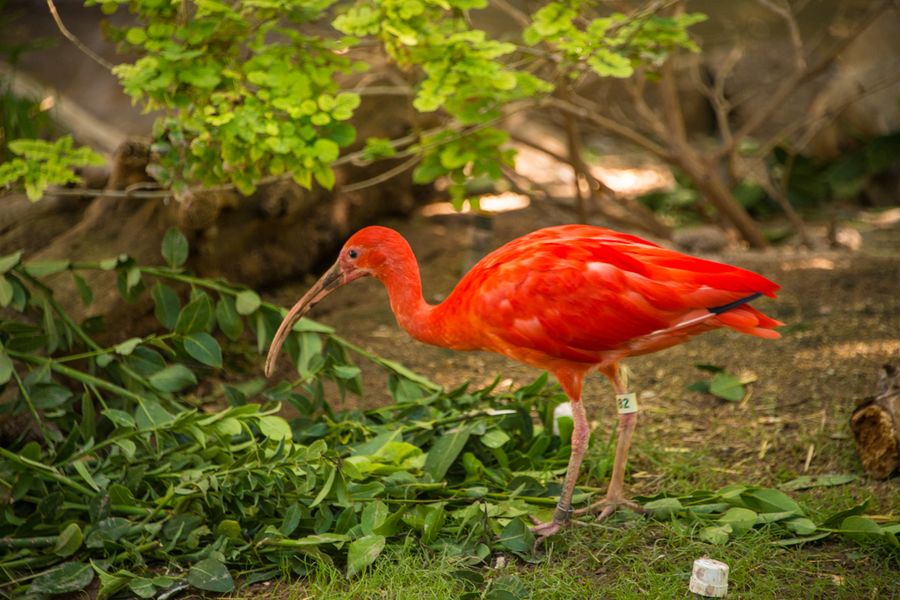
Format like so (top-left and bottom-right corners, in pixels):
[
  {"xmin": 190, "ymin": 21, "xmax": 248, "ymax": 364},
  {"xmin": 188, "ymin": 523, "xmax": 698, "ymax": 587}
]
[
  {"xmin": 850, "ymin": 364, "xmax": 900, "ymax": 480},
  {"xmin": 677, "ymin": 152, "xmax": 770, "ymax": 249}
]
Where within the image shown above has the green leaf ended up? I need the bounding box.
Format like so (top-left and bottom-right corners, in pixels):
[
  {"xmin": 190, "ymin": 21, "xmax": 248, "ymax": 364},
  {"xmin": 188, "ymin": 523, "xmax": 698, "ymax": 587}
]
[
  {"xmin": 498, "ymin": 518, "xmax": 534, "ymax": 553},
  {"xmin": 0, "ymin": 250, "xmax": 23, "ymax": 274},
  {"xmin": 187, "ymin": 557, "xmax": 234, "ymax": 593},
  {"xmin": 216, "ymin": 296, "xmax": 243, "ymax": 340},
  {"xmin": 421, "ymin": 503, "xmax": 445, "ymax": 545},
  {"xmin": 332, "ymin": 364, "xmax": 360, "ymax": 380},
  {"xmin": 73, "ymin": 460, "xmax": 100, "ymax": 492},
  {"xmin": 361, "ymin": 500, "xmax": 389, "ymax": 536},
  {"xmin": 125, "ymin": 27, "xmax": 146, "ymax": 44},
  {"xmin": 24, "ymin": 259, "xmax": 70, "ymax": 277},
  {"xmin": 314, "ymin": 138, "xmax": 340, "ymax": 163},
  {"xmin": 114, "ymin": 337, "xmax": 142, "ymax": 356},
  {"xmin": 72, "ymin": 273, "xmax": 93, "ymax": 306},
  {"xmin": 129, "ymin": 577, "xmax": 157, "ymax": 598},
  {"xmin": 310, "ymin": 467, "xmax": 336, "ymax": 508},
  {"xmin": 0, "ymin": 276, "xmax": 12, "ymax": 307},
  {"xmin": 288, "ymin": 532, "xmax": 349, "ymax": 546},
  {"xmin": 709, "ymin": 371, "xmax": 745, "ymax": 401},
  {"xmin": 257, "ymin": 415, "xmax": 292, "ymax": 440},
  {"xmin": 31, "ymin": 383, "xmax": 73, "ymax": 409},
  {"xmin": 235, "ymin": 290, "xmax": 261, "ymax": 315},
  {"xmin": 134, "ymin": 399, "xmax": 176, "ymax": 429},
  {"xmin": 480, "ymin": 428, "xmax": 510, "ymax": 449},
  {"xmin": 839, "ymin": 515, "xmax": 884, "ymax": 544},
  {"xmin": 53, "ymin": 523, "xmax": 83, "ymax": 557},
  {"xmin": 643, "ymin": 497, "xmax": 683, "ymax": 520},
  {"xmin": 184, "ymin": 332, "xmax": 222, "ymax": 368},
  {"xmin": 822, "ymin": 499, "xmax": 870, "ymax": 529},
  {"xmin": 217, "ymin": 519, "xmax": 243, "ymax": 541},
  {"xmin": 781, "ymin": 474, "xmax": 857, "ymax": 491},
  {"xmin": 0, "ymin": 347, "xmax": 13, "ymax": 385},
  {"xmin": 175, "ymin": 295, "xmax": 213, "ymax": 334},
  {"xmin": 773, "ymin": 531, "xmax": 831, "ymax": 546},
  {"xmin": 103, "ymin": 408, "xmax": 136, "ymax": 428},
  {"xmin": 314, "ymin": 165, "xmax": 336, "ymax": 189},
  {"xmin": 280, "ymin": 504, "xmax": 303, "ymax": 536},
  {"xmin": 152, "ymin": 283, "xmax": 181, "ymax": 330},
  {"xmin": 346, "ymin": 534, "xmax": 386, "ymax": 577},
  {"xmin": 699, "ymin": 524, "xmax": 732, "ymax": 545},
  {"xmin": 739, "ymin": 487, "xmax": 802, "ymax": 515},
  {"xmin": 126, "ymin": 266, "xmax": 142, "ymax": 291},
  {"xmin": 424, "ymin": 427, "xmax": 470, "ymax": 481},
  {"xmin": 719, "ymin": 507, "xmax": 757, "ymax": 535},
  {"xmin": 783, "ymin": 516, "xmax": 817, "ymax": 536},
  {"xmin": 161, "ymin": 227, "xmax": 189, "ymax": 268},
  {"xmin": 148, "ymin": 364, "xmax": 197, "ymax": 392},
  {"xmin": 29, "ymin": 562, "xmax": 94, "ymax": 595}
]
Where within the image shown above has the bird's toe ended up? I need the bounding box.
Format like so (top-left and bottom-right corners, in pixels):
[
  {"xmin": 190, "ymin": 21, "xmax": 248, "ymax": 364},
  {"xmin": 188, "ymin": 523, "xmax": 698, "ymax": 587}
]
[
  {"xmin": 529, "ymin": 516, "xmax": 565, "ymax": 541},
  {"xmin": 573, "ymin": 496, "xmax": 648, "ymax": 521}
]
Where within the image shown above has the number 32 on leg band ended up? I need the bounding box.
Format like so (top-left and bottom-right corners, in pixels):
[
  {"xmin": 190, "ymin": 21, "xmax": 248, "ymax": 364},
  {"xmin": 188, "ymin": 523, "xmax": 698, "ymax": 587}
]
[{"xmin": 616, "ymin": 392, "xmax": 638, "ymax": 414}]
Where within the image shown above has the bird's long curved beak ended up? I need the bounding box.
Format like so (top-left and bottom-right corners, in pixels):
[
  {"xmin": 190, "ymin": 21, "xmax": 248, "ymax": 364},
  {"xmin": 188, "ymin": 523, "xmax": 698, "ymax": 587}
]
[{"xmin": 264, "ymin": 261, "xmax": 343, "ymax": 378}]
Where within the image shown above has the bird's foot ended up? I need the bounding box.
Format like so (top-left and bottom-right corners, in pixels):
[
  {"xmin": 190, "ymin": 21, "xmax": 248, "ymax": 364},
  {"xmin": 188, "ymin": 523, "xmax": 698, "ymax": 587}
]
[
  {"xmin": 529, "ymin": 516, "xmax": 565, "ymax": 539},
  {"xmin": 573, "ymin": 495, "xmax": 648, "ymax": 521},
  {"xmin": 528, "ymin": 503, "xmax": 575, "ymax": 544}
]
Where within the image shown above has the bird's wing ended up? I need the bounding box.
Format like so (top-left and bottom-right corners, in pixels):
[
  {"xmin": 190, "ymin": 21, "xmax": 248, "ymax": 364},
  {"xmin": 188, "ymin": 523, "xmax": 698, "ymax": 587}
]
[{"xmin": 452, "ymin": 226, "xmax": 779, "ymax": 362}]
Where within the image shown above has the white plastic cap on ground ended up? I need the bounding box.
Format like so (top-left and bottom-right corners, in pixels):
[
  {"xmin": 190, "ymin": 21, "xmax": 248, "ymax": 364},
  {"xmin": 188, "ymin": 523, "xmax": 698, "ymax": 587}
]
[
  {"xmin": 552, "ymin": 401, "xmax": 573, "ymax": 436},
  {"xmin": 689, "ymin": 557, "xmax": 729, "ymax": 597}
]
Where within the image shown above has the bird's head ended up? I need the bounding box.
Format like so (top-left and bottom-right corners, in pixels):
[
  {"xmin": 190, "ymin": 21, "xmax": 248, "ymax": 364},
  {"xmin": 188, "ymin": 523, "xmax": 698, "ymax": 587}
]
[{"xmin": 264, "ymin": 226, "xmax": 409, "ymax": 377}]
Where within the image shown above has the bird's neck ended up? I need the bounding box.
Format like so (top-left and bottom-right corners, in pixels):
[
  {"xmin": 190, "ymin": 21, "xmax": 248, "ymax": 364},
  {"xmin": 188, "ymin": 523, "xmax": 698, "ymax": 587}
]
[{"xmin": 378, "ymin": 259, "xmax": 450, "ymax": 349}]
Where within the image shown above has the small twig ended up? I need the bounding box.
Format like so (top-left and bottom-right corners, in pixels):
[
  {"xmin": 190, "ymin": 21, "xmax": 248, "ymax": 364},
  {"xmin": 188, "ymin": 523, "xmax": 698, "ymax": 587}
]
[
  {"xmin": 758, "ymin": 438, "xmax": 770, "ymax": 460},
  {"xmin": 492, "ymin": 0, "xmax": 531, "ymax": 28},
  {"xmin": 623, "ymin": 74, "xmax": 668, "ymax": 139},
  {"xmin": 46, "ymin": 0, "xmax": 114, "ymax": 72},
  {"xmin": 544, "ymin": 96, "xmax": 670, "ymax": 159},
  {"xmin": 350, "ymin": 85, "xmax": 414, "ymax": 97},
  {"xmin": 341, "ymin": 155, "xmax": 420, "ymax": 193},
  {"xmin": 757, "ymin": 0, "xmax": 806, "ymax": 71},
  {"xmin": 559, "ymin": 86, "xmax": 591, "ymax": 222},
  {"xmin": 500, "ymin": 164, "xmax": 554, "ymax": 201},
  {"xmin": 803, "ymin": 443, "xmax": 815, "ymax": 472},
  {"xmin": 758, "ymin": 167, "xmax": 814, "ymax": 247},
  {"xmin": 11, "ymin": 370, "xmax": 52, "ymax": 446}
]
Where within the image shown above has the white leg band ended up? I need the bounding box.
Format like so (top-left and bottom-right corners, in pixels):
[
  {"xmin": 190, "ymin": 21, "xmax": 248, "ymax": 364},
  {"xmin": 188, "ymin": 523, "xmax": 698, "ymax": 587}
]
[{"xmin": 616, "ymin": 392, "xmax": 638, "ymax": 414}]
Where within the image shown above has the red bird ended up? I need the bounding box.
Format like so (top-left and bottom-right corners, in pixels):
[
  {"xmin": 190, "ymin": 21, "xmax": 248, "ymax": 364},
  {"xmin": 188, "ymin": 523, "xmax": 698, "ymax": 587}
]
[{"xmin": 265, "ymin": 225, "xmax": 782, "ymax": 538}]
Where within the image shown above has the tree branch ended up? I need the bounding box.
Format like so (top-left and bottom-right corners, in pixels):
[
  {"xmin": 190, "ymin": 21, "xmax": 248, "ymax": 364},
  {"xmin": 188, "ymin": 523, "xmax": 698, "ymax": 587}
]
[
  {"xmin": 341, "ymin": 155, "xmax": 420, "ymax": 193},
  {"xmin": 544, "ymin": 96, "xmax": 670, "ymax": 159},
  {"xmin": 757, "ymin": 0, "xmax": 805, "ymax": 71},
  {"xmin": 491, "ymin": 0, "xmax": 531, "ymax": 28},
  {"xmin": 716, "ymin": 1, "xmax": 887, "ymax": 159},
  {"xmin": 46, "ymin": 0, "xmax": 114, "ymax": 72}
]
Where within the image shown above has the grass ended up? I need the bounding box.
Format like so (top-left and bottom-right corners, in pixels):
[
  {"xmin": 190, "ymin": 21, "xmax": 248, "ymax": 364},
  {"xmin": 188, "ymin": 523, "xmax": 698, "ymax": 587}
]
[
  {"xmin": 225, "ymin": 434, "xmax": 897, "ymax": 600},
  {"xmin": 237, "ymin": 519, "xmax": 896, "ymax": 599}
]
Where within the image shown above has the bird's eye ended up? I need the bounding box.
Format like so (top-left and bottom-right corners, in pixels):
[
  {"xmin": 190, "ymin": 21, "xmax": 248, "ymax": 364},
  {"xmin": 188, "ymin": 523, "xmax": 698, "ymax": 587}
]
[{"xmin": 348, "ymin": 249, "xmax": 359, "ymax": 259}]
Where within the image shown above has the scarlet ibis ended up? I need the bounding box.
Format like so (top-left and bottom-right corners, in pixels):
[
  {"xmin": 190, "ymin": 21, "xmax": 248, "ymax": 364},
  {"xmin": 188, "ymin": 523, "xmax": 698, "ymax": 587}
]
[{"xmin": 265, "ymin": 225, "xmax": 781, "ymax": 538}]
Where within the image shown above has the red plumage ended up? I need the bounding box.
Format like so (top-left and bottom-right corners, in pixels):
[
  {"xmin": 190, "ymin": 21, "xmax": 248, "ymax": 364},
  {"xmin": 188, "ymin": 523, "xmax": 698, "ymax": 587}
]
[{"xmin": 435, "ymin": 225, "xmax": 781, "ymax": 368}]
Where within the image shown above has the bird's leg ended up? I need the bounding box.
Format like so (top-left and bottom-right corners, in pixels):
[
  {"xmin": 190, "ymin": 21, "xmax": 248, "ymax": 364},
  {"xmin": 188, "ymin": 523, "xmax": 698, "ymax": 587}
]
[
  {"xmin": 574, "ymin": 366, "xmax": 648, "ymax": 520},
  {"xmin": 531, "ymin": 371, "xmax": 589, "ymax": 539}
]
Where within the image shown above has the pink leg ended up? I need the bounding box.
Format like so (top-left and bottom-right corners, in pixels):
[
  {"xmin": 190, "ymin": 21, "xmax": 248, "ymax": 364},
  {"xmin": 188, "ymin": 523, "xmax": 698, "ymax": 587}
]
[
  {"xmin": 532, "ymin": 369, "xmax": 589, "ymax": 539},
  {"xmin": 574, "ymin": 365, "xmax": 647, "ymax": 519}
]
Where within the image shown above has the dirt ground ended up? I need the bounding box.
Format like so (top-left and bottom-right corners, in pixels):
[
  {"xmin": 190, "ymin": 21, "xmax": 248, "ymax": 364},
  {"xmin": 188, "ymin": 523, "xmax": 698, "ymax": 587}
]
[{"xmin": 269, "ymin": 202, "xmax": 900, "ymax": 507}]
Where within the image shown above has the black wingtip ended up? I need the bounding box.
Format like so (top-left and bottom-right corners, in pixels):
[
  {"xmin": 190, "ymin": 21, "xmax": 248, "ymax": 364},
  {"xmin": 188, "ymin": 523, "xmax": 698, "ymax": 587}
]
[{"xmin": 707, "ymin": 292, "xmax": 764, "ymax": 315}]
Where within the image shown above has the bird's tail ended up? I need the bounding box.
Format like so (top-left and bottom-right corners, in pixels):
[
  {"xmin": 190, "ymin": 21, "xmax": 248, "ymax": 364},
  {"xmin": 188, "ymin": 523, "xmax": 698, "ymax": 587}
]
[{"xmin": 714, "ymin": 304, "xmax": 783, "ymax": 339}]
